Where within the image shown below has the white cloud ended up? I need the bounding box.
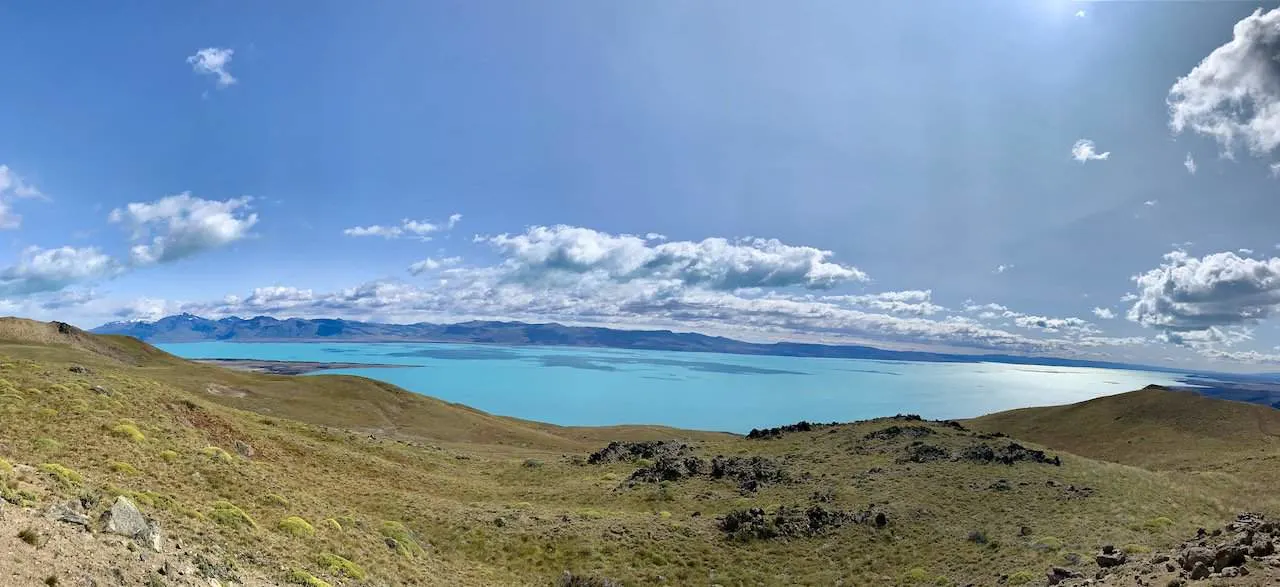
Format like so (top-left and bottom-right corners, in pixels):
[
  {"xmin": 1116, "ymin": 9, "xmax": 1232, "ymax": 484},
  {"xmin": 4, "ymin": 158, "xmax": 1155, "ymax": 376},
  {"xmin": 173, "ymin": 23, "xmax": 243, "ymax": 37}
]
[
  {"xmin": 823, "ymin": 290, "xmax": 945, "ymax": 317},
  {"xmin": 1070, "ymin": 139, "xmax": 1110, "ymax": 162},
  {"xmin": 1169, "ymin": 8, "xmax": 1280, "ymax": 156},
  {"xmin": 1075, "ymin": 10, "xmax": 1085, "ymax": 18},
  {"xmin": 408, "ymin": 256, "xmax": 462, "ymax": 275},
  {"xmin": 483, "ymin": 225, "xmax": 867, "ymax": 291},
  {"xmin": 0, "ymin": 246, "xmax": 121, "ymax": 295},
  {"xmin": 1126, "ymin": 250, "xmax": 1280, "ymax": 344},
  {"xmin": 1143, "ymin": 200, "xmax": 1158, "ymax": 207},
  {"xmin": 1184, "ymin": 153, "xmax": 1197, "ymax": 175},
  {"xmin": 108, "ymin": 193, "xmax": 258, "ymax": 265},
  {"xmin": 187, "ymin": 48, "xmax": 236, "ymax": 88},
  {"xmin": 995, "ymin": 264, "xmax": 1013, "ymax": 274},
  {"xmin": 1199, "ymin": 348, "xmax": 1280, "ymax": 365},
  {"xmin": 1092, "ymin": 307, "xmax": 1115, "ymax": 319},
  {"xmin": 1240, "ymin": 248, "xmax": 1255, "ymax": 255},
  {"xmin": 0, "ymin": 165, "xmax": 44, "ymax": 229},
  {"xmin": 1011, "ymin": 314, "xmax": 1098, "ymax": 335},
  {"xmin": 343, "ymin": 216, "xmax": 460, "ymax": 240}
]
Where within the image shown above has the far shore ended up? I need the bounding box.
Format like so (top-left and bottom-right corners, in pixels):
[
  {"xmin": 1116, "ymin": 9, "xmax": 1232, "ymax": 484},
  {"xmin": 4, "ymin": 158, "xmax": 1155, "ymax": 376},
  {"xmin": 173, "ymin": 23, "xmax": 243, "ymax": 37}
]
[{"xmin": 194, "ymin": 358, "xmax": 409, "ymax": 376}]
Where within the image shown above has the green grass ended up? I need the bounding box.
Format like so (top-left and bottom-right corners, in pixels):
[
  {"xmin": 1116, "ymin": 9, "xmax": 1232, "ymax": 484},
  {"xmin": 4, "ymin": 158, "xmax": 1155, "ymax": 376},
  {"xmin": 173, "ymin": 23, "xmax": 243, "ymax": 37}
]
[
  {"xmin": 285, "ymin": 569, "xmax": 332, "ymax": 587},
  {"xmin": 210, "ymin": 501, "xmax": 258, "ymax": 529},
  {"xmin": 159, "ymin": 449, "xmax": 180, "ymax": 461},
  {"xmin": 278, "ymin": 516, "xmax": 316, "ymax": 538},
  {"xmin": 110, "ymin": 461, "xmax": 141, "ymax": 475},
  {"xmin": 201, "ymin": 446, "xmax": 234, "ymax": 463},
  {"xmin": 37, "ymin": 463, "xmax": 83, "ymax": 486},
  {"xmin": 316, "ymin": 553, "xmax": 366, "ymax": 580},
  {"xmin": 110, "ymin": 422, "xmax": 145, "ymax": 442}
]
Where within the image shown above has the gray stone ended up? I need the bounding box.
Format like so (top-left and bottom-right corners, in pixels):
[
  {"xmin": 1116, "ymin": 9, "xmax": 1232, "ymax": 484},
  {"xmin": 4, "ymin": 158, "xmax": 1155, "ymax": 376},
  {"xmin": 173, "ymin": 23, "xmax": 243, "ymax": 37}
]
[
  {"xmin": 233, "ymin": 440, "xmax": 254, "ymax": 459},
  {"xmin": 48, "ymin": 500, "xmax": 90, "ymax": 528},
  {"xmin": 102, "ymin": 496, "xmax": 148, "ymax": 538},
  {"xmin": 1190, "ymin": 561, "xmax": 1210, "ymax": 580},
  {"xmin": 140, "ymin": 520, "xmax": 163, "ymax": 552},
  {"xmin": 1178, "ymin": 546, "xmax": 1214, "ymax": 571}
]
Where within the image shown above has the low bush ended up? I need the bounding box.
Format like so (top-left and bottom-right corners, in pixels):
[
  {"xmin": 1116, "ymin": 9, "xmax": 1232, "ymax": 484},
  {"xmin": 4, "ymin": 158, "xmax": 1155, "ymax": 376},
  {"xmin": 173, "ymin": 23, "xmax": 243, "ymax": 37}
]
[
  {"xmin": 279, "ymin": 516, "xmax": 316, "ymax": 538},
  {"xmin": 316, "ymin": 553, "xmax": 365, "ymax": 580}
]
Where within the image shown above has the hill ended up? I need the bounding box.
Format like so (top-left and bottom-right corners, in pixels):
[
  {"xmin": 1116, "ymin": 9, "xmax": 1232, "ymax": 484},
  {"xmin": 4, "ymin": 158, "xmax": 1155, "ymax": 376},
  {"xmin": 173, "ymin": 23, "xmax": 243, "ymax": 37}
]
[
  {"xmin": 93, "ymin": 312, "xmax": 1177, "ymax": 371},
  {"xmin": 0, "ymin": 318, "xmax": 1278, "ymax": 585}
]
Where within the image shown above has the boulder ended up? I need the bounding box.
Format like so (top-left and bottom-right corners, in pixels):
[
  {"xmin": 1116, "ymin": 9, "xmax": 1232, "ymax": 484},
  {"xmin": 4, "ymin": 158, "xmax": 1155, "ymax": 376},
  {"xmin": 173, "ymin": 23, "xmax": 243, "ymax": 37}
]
[
  {"xmin": 1189, "ymin": 561, "xmax": 1210, "ymax": 580},
  {"xmin": 101, "ymin": 496, "xmax": 149, "ymax": 538},
  {"xmin": 1220, "ymin": 566, "xmax": 1241, "ymax": 578},
  {"xmin": 1096, "ymin": 545, "xmax": 1127, "ymax": 568},
  {"xmin": 140, "ymin": 520, "xmax": 163, "ymax": 552},
  {"xmin": 1046, "ymin": 567, "xmax": 1082, "ymax": 585},
  {"xmin": 91, "ymin": 385, "xmax": 111, "ymax": 396},
  {"xmin": 1213, "ymin": 544, "xmax": 1247, "ymax": 571},
  {"xmin": 47, "ymin": 500, "xmax": 90, "ymax": 528},
  {"xmin": 1251, "ymin": 535, "xmax": 1276, "ymax": 557},
  {"xmin": 233, "ymin": 440, "xmax": 255, "ymax": 459},
  {"xmin": 1178, "ymin": 546, "xmax": 1214, "ymax": 571}
]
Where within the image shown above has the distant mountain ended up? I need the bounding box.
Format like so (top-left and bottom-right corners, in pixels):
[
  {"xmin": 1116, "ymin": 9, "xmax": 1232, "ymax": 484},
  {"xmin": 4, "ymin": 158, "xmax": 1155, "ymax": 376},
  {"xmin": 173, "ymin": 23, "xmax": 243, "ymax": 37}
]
[{"xmin": 93, "ymin": 313, "xmax": 1179, "ymax": 372}]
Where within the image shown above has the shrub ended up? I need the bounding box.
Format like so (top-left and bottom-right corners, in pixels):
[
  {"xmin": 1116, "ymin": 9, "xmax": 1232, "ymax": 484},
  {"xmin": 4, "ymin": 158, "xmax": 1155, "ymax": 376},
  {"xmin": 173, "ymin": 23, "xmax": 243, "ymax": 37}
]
[
  {"xmin": 1141, "ymin": 516, "xmax": 1175, "ymax": 532},
  {"xmin": 0, "ymin": 458, "xmax": 12, "ymax": 475},
  {"xmin": 278, "ymin": 516, "xmax": 316, "ymax": 538},
  {"xmin": 286, "ymin": 569, "xmax": 332, "ymax": 587},
  {"xmin": 522, "ymin": 459, "xmax": 543, "ymax": 468},
  {"xmin": 210, "ymin": 501, "xmax": 258, "ymax": 529},
  {"xmin": 263, "ymin": 493, "xmax": 290, "ymax": 508},
  {"xmin": 380, "ymin": 521, "xmax": 426, "ymax": 558},
  {"xmin": 34, "ymin": 438, "xmax": 60, "ymax": 453},
  {"xmin": 202, "ymin": 446, "xmax": 234, "ymax": 463},
  {"xmin": 111, "ymin": 423, "xmax": 145, "ymax": 443},
  {"xmin": 18, "ymin": 527, "xmax": 45, "ymax": 547},
  {"xmin": 902, "ymin": 567, "xmax": 930, "ymax": 583},
  {"xmin": 321, "ymin": 518, "xmax": 342, "ymax": 532},
  {"xmin": 38, "ymin": 463, "xmax": 83, "ymax": 486},
  {"xmin": 36, "ymin": 407, "xmax": 57, "ymax": 418},
  {"xmin": 159, "ymin": 450, "xmax": 179, "ymax": 462},
  {"xmin": 316, "ymin": 553, "xmax": 366, "ymax": 580},
  {"xmin": 109, "ymin": 462, "xmax": 141, "ymax": 476},
  {"xmin": 1006, "ymin": 571, "xmax": 1036, "ymax": 585},
  {"xmin": 1032, "ymin": 536, "xmax": 1063, "ymax": 551}
]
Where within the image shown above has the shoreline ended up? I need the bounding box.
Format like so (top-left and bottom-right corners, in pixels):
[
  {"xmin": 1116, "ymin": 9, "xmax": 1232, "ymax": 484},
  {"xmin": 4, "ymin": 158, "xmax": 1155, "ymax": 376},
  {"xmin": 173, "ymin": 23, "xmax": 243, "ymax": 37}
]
[{"xmin": 194, "ymin": 358, "xmax": 409, "ymax": 376}]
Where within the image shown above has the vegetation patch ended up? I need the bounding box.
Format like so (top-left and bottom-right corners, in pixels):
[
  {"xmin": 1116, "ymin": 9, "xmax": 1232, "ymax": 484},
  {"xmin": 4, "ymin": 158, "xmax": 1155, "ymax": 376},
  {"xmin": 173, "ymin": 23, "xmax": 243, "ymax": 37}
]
[
  {"xmin": 278, "ymin": 516, "xmax": 316, "ymax": 538},
  {"xmin": 0, "ymin": 457, "xmax": 12, "ymax": 475},
  {"xmin": 1006, "ymin": 570, "xmax": 1036, "ymax": 585},
  {"xmin": 202, "ymin": 446, "xmax": 234, "ymax": 463},
  {"xmin": 263, "ymin": 493, "xmax": 290, "ymax": 508},
  {"xmin": 18, "ymin": 527, "xmax": 46, "ymax": 548},
  {"xmin": 110, "ymin": 461, "xmax": 141, "ymax": 476},
  {"xmin": 34, "ymin": 438, "xmax": 60, "ymax": 453},
  {"xmin": 159, "ymin": 449, "xmax": 179, "ymax": 461},
  {"xmin": 380, "ymin": 520, "xmax": 426, "ymax": 558},
  {"xmin": 320, "ymin": 518, "xmax": 342, "ymax": 532},
  {"xmin": 110, "ymin": 422, "xmax": 145, "ymax": 443},
  {"xmin": 210, "ymin": 500, "xmax": 258, "ymax": 529},
  {"xmin": 316, "ymin": 553, "xmax": 365, "ymax": 580},
  {"xmin": 38, "ymin": 462, "xmax": 83, "ymax": 486},
  {"xmin": 286, "ymin": 569, "xmax": 332, "ymax": 587}
]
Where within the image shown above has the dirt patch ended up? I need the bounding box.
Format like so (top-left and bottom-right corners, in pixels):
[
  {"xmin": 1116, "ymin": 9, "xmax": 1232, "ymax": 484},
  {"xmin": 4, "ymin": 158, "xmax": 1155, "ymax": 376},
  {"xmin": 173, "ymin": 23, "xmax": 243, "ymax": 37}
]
[{"xmin": 204, "ymin": 383, "xmax": 249, "ymax": 398}]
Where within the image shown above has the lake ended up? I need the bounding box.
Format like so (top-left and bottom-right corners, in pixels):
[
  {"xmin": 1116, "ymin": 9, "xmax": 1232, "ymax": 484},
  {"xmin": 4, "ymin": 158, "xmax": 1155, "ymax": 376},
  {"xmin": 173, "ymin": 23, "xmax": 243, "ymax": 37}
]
[{"xmin": 158, "ymin": 342, "xmax": 1186, "ymax": 433}]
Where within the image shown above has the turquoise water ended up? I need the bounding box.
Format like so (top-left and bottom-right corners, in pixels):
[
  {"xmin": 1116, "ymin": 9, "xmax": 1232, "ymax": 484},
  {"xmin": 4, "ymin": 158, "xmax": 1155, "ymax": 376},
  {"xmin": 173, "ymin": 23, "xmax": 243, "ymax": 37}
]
[{"xmin": 159, "ymin": 342, "xmax": 1186, "ymax": 433}]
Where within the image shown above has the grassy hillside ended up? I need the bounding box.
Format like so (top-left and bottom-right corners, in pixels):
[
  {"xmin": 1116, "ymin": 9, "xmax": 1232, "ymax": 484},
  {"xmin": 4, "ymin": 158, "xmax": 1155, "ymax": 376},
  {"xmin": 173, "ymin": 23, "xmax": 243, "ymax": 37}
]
[{"xmin": 0, "ymin": 319, "xmax": 1275, "ymax": 585}]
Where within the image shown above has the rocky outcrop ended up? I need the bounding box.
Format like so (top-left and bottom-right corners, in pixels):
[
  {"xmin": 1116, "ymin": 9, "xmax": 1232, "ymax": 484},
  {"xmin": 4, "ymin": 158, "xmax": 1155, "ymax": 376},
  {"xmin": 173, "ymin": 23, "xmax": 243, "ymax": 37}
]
[
  {"xmin": 709, "ymin": 456, "xmax": 789, "ymax": 492},
  {"xmin": 746, "ymin": 421, "xmax": 836, "ymax": 439},
  {"xmin": 718, "ymin": 504, "xmax": 887, "ymax": 541},
  {"xmin": 1095, "ymin": 545, "xmax": 1127, "ymax": 567},
  {"xmin": 587, "ymin": 441, "xmax": 690, "ymax": 465},
  {"xmin": 863, "ymin": 425, "xmax": 934, "ymax": 441},
  {"xmin": 956, "ymin": 442, "xmax": 1061, "ymax": 466}
]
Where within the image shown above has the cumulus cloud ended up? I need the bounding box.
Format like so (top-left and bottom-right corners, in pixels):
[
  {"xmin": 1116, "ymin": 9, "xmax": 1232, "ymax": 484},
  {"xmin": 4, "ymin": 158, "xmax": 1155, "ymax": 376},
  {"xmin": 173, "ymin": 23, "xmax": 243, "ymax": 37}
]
[
  {"xmin": 1144, "ymin": 200, "xmax": 1158, "ymax": 207},
  {"xmin": 1011, "ymin": 314, "xmax": 1098, "ymax": 335},
  {"xmin": 1184, "ymin": 153, "xmax": 1197, "ymax": 174},
  {"xmin": 0, "ymin": 246, "xmax": 121, "ymax": 295},
  {"xmin": 995, "ymin": 264, "xmax": 1014, "ymax": 274},
  {"xmin": 1169, "ymin": 8, "xmax": 1280, "ymax": 156},
  {"xmin": 187, "ymin": 48, "xmax": 236, "ymax": 88},
  {"xmin": 109, "ymin": 193, "xmax": 258, "ymax": 265},
  {"xmin": 343, "ymin": 216, "xmax": 459, "ymax": 240},
  {"xmin": 408, "ymin": 256, "xmax": 462, "ymax": 275},
  {"xmin": 1199, "ymin": 348, "xmax": 1280, "ymax": 365},
  {"xmin": 1092, "ymin": 307, "xmax": 1116, "ymax": 319},
  {"xmin": 823, "ymin": 290, "xmax": 945, "ymax": 317},
  {"xmin": 1126, "ymin": 250, "xmax": 1280, "ymax": 344},
  {"xmin": 1071, "ymin": 139, "xmax": 1110, "ymax": 162},
  {"xmin": 0, "ymin": 165, "xmax": 44, "ymax": 229},
  {"xmin": 483, "ymin": 225, "xmax": 867, "ymax": 291}
]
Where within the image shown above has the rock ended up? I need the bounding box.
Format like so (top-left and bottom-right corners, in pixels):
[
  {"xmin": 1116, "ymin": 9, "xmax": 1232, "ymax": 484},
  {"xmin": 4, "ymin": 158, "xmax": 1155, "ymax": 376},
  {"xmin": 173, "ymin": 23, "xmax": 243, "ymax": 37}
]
[
  {"xmin": 140, "ymin": 520, "xmax": 163, "ymax": 551},
  {"xmin": 1189, "ymin": 562, "xmax": 1210, "ymax": 580},
  {"xmin": 1251, "ymin": 535, "xmax": 1275, "ymax": 557},
  {"xmin": 233, "ymin": 440, "xmax": 254, "ymax": 459},
  {"xmin": 1019, "ymin": 525, "xmax": 1033, "ymax": 537},
  {"xmin": 385, "ymin": 537, "xmax": 399, "ymax": 550},
  {"xmin": 1047, "ymin": 567, "xmax": 1083, "ymax": 585},
  {"xmin": 1220, "ymin": 566, "xmax": 1240, "ymax": 578},
  {"xmin": 1213, "ymin": 544, "xmax": 1247, "ymax": 571},
  {"xmin": 1096, "ymin": 545, "xmax": 1127, "ymax": 568},
  {"xmin": 587, "ymin": 441, "xmax": 690, "ymax": 464},
  {"xmin": 48, "ymin": 500, "xmax": 90, "ymax": 528},
  {"xmin": 1178, "ymin": 546, "xmax": 1214, "ymax": 571},
  {"xmin": 91, "ymin": 385, "xmax": 111, "ymax": 396},
  {"xmin": 102, "ymin": 496, "xmax": 149, "ymax": 538},
  {"xmin": 68, "ymin": 365, "xmax": 91, "ymax": 374},
  {"xmin": 1150, "ymin": 554, "xmax": 1170, "ymax": 564},
  {"xmin": 1165, "ymin": 562, "xmax": 1176, "ymax": 572}
]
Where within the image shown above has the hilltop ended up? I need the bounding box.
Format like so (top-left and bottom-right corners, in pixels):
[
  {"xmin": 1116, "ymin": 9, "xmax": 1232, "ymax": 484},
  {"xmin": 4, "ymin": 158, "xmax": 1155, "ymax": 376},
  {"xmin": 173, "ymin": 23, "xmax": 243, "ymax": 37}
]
[{"xmin": 0, "ymin": 318, "xmax": 1278, "ymax": 585}]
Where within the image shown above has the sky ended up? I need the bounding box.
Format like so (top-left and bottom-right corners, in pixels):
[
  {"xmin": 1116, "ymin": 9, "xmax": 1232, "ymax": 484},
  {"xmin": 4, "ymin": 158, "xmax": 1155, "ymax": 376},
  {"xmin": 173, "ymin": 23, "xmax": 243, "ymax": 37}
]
[{"xmin": 8, "ymin": 2, "xmax": 1280, "ymax": 370}]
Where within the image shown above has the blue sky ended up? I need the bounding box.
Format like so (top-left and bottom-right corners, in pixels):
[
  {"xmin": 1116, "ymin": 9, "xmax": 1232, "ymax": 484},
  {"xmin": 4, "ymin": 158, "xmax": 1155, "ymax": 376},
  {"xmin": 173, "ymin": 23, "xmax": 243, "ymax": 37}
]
[{"xmin": 7, "ymin": 1, "xmax": 1280, "ymax": 369}]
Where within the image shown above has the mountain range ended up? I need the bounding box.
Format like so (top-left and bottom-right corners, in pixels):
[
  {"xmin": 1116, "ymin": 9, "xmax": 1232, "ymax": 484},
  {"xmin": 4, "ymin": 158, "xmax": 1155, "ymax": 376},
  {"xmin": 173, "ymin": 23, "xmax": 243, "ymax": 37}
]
[{"xmin": 95, "ymin": 313, "xmax": 1163, "ymax": 371}]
